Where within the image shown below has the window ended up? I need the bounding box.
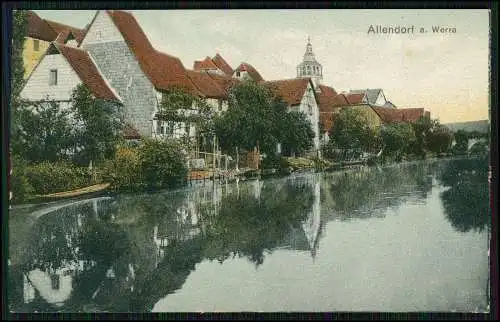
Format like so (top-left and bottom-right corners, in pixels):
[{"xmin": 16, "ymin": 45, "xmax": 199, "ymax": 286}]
[
  {"xmin": 50, "ymin": 274, "xmax": 60, "ymax": 290},
  {"xmin": 185, "ymin": 122, "xmax": 190, "ymax": 134},
  {"xmin": 33, "ymin": 39, "xmax": 40, "ymax": 51},
  {"xmin": 49, "ymin": 69, "xmax": 58, "ymax": 86},
  {"xmin": 308, "ymin": 104, "xmax": 313, "ymax": 115},
  {"xmin": 236, "ymin": 71, "xmax": 241, "ymax": 77}
]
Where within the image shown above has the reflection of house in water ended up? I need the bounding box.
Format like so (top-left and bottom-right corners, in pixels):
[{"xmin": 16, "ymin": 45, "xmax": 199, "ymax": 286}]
[
  {"xmin": 277, "ymin": 173, "xmax": 323, "ymax": 259},
  {"xmin": 19, "ymin": 197, "xmax": 114, "ymax": 308}
]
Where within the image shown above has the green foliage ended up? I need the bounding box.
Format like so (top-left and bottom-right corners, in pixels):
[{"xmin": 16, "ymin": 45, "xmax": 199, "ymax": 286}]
[
  {"xmin": 138, "ymin": 139, "xmax": 189, "ymax": 190},
  {"xmin": 10, "ymin": 154, "xmax": 34, "ymax": 204},
  {"xmin": 25, "ymin": 161, "xmax": 91, "ymax": 195},
  {"xmin": 11, "ymin": 99, "xmax": 74, "ymax": 163},
  {"xmin": 102, "ymin": 145, "xmax": 143, "ymax": 192},
  {"xmin": 426, "ymin": 124, "xmax": 453, "ymax": 154},
  {"xmin": 327, "ymin": 108, "xmax": 379, "ymax": 152},
  {"xmin": 214, "ymin": 82, "xmax": 314, "ymax": 157},
  {"xmin": 11, "ymin": 10, "xmax": 28, "ymax": 100},
  {"xmin": 452, "ymin": 129, "xmax": 469, "ymax": 153},
  {"xmin": 380, "ymin": 122, "xmax": 416, "ymax": 157},
  {"xmin": 280, "ymin": 111, "xmax": 315, "ymax": 156},
  {"xmin": 71, "ymin": 84, "xmax": 124, "ymax": 166}
]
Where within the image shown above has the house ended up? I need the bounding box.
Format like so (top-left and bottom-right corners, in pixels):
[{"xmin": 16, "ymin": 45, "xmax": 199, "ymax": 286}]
[
  {"xmin": 262, "ymin": 78, "xmax": 320, "ymax": 152},
  {"xmin": 20, "ymin": 42, "xmax": 121, "ymax": 111},
  {"xmin": 23, "ymin": 10, "xmax": 86, "ymax": 78},
  {"xmin": 315, "ymin": 85, "xmax": 349, "ymax": 143},
  {"xmin": 347, "ymin": 88, "xmax": 388, "ymax": 107},
  {"xmin": 233, "ymin": 62, "xmax": 264, "ymax": 82},
  {"xmin": 371, "ymin": 107, "xmax": 430, "ymax": 124},
  {"xmin": 193, "ymin": 53, "xmax": 233, "ymax": 77}
]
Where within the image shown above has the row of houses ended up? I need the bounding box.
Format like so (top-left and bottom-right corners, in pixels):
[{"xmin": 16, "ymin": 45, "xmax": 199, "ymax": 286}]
[{"xmin": 19, "ymin": 10, "xmax": 430, "ymax": 154}]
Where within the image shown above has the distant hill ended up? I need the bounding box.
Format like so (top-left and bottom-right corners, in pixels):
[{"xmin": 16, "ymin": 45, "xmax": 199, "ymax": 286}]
[{"xmin": 442, "ymin": 120, "xmax": 489, "ymax": 133}]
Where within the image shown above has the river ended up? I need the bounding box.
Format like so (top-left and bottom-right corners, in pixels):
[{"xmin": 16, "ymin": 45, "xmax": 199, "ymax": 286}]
[{"xmin": 7, "ymin": 157, "xmax": 490, "ymax": 313}]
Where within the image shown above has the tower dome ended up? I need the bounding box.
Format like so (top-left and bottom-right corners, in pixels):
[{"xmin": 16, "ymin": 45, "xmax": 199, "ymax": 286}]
[{"xmin": 296, "ymin": 37, "xmax": 323, "ymax": 89}]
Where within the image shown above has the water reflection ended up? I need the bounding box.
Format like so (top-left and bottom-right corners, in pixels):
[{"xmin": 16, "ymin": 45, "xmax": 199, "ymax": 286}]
[
  {"xmin": 8, "ymin": 158, "xmax": 489, "ymax": 312},
  {"xmin": 438, "ymin": 156, "xmax": 490, "ymax": 233}
]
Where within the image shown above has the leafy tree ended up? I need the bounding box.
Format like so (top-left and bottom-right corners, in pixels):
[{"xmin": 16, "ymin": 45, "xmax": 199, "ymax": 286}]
[
  {"xmin": 12, "ymin": 99, "xmax": 74, "ymax": 162},
  {"xmin": 453, "ymin": 129, "xmax": 469, "ymax": 153},
  {"xmin": 279, "ymin": 110, "xmax": 315, "ymax": 156},
  {"xmin": 11, "ymin": 9, "xmax": 28, "ymax": 100},
  {"xmin": 426, "ymin": 124, "xmax": 453, "ymax": 154},
  {"xmin": 380, "ymin": 122, "xmax": 416, "ymax": 157},
  {"xmin": 138, "ymin": 138, "xmax": 188, "ymax": 190},
  {"xmin": 326, "ymin": 108, "xmax": 379, "ymax": 157},
  {"xmin": 70, "ymin": 84, "xmax": 124, "ymax": 166}
]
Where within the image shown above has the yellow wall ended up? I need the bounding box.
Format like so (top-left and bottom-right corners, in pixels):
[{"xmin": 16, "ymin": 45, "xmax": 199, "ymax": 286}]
[
  {"xmin": 343, "ymin": 104, "xmax": 383, "ymax": 129},
  {"xmin": 23, "ymin": 37, "xmax": 50, "ymax": 79}
]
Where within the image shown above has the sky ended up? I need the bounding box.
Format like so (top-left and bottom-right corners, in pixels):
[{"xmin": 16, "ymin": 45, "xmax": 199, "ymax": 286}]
[{"xmin": 34, "ymin": 9, "xmax": 490, "ymax": 123}]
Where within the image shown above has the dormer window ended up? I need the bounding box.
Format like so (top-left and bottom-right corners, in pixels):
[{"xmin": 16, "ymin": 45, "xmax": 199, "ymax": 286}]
[
  {"xmin": 33, "ymin": 39, "xmax": 39, "ymax": 51},
  {"xmin": 49, "ymin": 69, "xmax": 58, "ymax": 86}
]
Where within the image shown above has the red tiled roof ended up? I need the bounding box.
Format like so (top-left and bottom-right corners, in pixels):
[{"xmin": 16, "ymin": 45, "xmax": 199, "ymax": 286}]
[
  {"xmin": 193, "ymin": 56, "xmax": 219, "ymax": 71},
  {"xmin": 123, "ymin": 123, "xmax": 141, "ymax": 139},
  {"xmin": 262, "ymin": 78, "xmax": 310, "ymax": 106},
  {"xmin": 53, "ymin": 43, "xmax": 119, "ymax": 101},
  {"xmin": 371, "ymin": 107, "xmax": 426, "ymax": 123},
  {"xmin": 206, "ymin": 72, "xmax": 240, "ymax": 97},
  {"xmin": 26, "ymin": 10, "xmax": 58, "ymax": 42},
  {"xmin": 107, "ymin": 10, "xmax": 199, "ymax": 95},
  {"xmin": 54, "ymin": 29, "xmax": 79, "ymax": 45},
  {"xmin": 187, "ymin": 70, "xmax": 226, "ymax": 99},
  {"xmin": 26, "ymin": 11, "xmax": 86, "ymax": 44},
  {"xmin": 345, "ymin": 93, "xmax": 366, "ymax": 104},
  {"xmin": 45, "ymin": 20, "xmax": 86, "ymax": 44},
  {"xmin": 212, "ymin": 53, "xmax": 233, "ymax": 76},
  {"xmin": 316, "ymin": 85, "xmax": 348, "ymax": 113},
  {"xmin": 234, "ymin": 63, "xmax": 264, "ymax": 82}
]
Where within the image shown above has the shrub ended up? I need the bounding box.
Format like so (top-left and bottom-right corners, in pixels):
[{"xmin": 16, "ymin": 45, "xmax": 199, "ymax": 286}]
[
  {"xmin": 138, "ymin": 138, "xmax": 189, "ymax": 190},
  {"xmin": 10, "ymin": 154, "xmax": 34, "ymax": 204},
  {"xmin": 101, "ymin": 145, "xmax": 143, "ymax": 192},
  {"xmin": 25, "ymin": 161, "xmax": 91, "ymax": 195}
]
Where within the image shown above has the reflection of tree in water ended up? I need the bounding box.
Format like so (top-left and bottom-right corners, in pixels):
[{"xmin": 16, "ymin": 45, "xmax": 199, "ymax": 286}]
[
  {"xmin": 10, "ymin": 179, "xmax": 315, "ymax": 312},
  {"xmin": 327, "ymin": 162, "xmax": 434, "ymax": 220},
  {"xmin": 201, "ymin": 181, "xmax": 314, "ymax": 267},
  {"xmin": 438, "ymin": 156, "xmax": 489, "ymax": 233}
]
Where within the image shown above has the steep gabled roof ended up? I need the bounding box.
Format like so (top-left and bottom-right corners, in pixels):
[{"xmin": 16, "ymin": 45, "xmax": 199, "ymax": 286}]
[
  {"xmin": 187, "ymin": 70, "xmax": 226, "ymax": 99},
  {"xmin": 26, "ymin": 10, "xmax": 58, "ymax": 42},
  {"xmin": 262, "ymin": 78, "xmax": 311, "ymax": 106},
  {"xmin": 234, "ymin": 62, "xmax": 264, "ymax": 82},
  {"xmin": 349, "ymin": 88, "xmax": 383, "ymax": 105},
  {"xmin": 316, "ymin": 85, "xmax": 348, "ymax": 113},
  {"xmin": 53, "ymin": 42, "xmax": 120, "ymax": 101},
  {"xmin": 193, "ymin": 56, "xmax": 219, "ymax": 71},
  {"xmin": 206, "ymin": 72, "xmax": 240, "ymax": 96},
  {"xmin": 212, "ymin": 53, "xmax": 233, "ymax": 76},
  {"xmin": 54, "ymin": 29, "xmax": 78, "ymax": 45},
  {"xmin": 345, "ymin": 93, "xmax": 366, "ymax": 104},
  {"xmin": 383, "ymin": 101, "xmax": 396, "ymax": 108},
  {"xmin": 26, "ymin": 11, "xmax": 86, "ymax": 44},
  {"xmin": 106, "ymin": 10, "xmax": 199, "ymax": 95}
]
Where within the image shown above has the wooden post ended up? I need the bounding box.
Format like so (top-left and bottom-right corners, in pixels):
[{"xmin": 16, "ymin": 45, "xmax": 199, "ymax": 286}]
[{"xmin": 213, "ymin": 135, "xmax": 216, "ymax": 181}]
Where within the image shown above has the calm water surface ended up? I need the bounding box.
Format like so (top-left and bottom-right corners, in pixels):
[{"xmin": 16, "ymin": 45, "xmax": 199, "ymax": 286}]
[{"xmin": 8, "ymin": 157, "xmax": 490, "ymax": 312}]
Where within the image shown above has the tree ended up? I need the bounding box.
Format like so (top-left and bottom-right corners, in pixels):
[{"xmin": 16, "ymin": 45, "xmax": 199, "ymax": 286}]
[
  {"xmin": 380, "ymin": 122, "xmax": 416, "ymax": 157},
  {"xmin": 11, "ymin": 10, "xmax": 28, "ymax": 101},
  {"xmin": 426, "ymin": 124, "xmax": 453, "ymax": 154},
  {"xmin": 138, "ymin": 138, "xmax": 188, "ymax": 190},
  {"xmin": 280, "ymin": 111, "xmax": 315, "ymax": 156},
  {"xmin": 453, "ymin": 129, "xmax": 469, "ymax": 153},
  {"xmin": 214, "ymin": 81, "xmax": 283, "ymax": 156},
  {"xmin": 12, "ymin": 99, "xmax": 74, "ymax": 162},
  {"xmin": 71, "ymin": 84, "xmax": 124, "ymax": 166},
  {"xmin": 326, "ymin": 108, "xmax": 379, "ymax": 153}
]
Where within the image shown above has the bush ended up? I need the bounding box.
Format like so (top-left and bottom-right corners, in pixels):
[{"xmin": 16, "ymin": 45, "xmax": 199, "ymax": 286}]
[
  {"xmin": 101, "ymin": 145, "xmax": 143, "ymax": 192},
  {"xmin": 10, "ymin": 154, "xmax": 34, "ymax": 204},
  {"xmin": 138, "ymin": 139, "xmax": 189, "ymax": 190},
  {"xmin": 25, "ymin": 161, "xmax": 91, "ymax": 195}
]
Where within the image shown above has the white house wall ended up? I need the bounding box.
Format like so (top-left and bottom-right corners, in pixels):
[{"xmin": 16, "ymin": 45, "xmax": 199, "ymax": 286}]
[
  {"xmin": 21, "ymin": 53, "xmax": 81, "ymax": 102},
  {"xmin": 81, "ymin": 10, "xmax": 157, "ymax": 137},
  {"xmin": 298, "ymin": 82, "xmax": 320, "ymax": 150},
  {"xmin": 375, "ymin": 91, "xmax": 386, "ymax": 106}
]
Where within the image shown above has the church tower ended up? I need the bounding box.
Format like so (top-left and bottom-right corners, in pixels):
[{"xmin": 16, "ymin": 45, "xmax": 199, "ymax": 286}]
[{"xmin": 296, "ymin": 37, "xmax": 323, "ymax": 90}]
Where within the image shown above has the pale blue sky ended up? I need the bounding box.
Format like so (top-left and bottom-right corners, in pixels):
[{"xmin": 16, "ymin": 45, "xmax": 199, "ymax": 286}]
[{"xmin": 34, "ymin": 9, "xmax": 490, "ymax": 123}]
